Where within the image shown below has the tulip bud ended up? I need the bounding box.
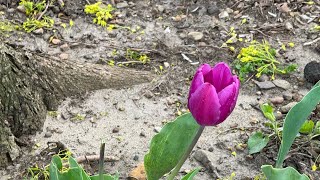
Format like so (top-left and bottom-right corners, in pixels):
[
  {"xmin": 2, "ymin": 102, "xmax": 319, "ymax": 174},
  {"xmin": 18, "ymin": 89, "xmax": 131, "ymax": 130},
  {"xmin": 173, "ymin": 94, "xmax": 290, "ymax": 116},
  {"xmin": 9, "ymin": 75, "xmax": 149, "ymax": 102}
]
[{"xmin": 188, "ymin": 63, "xmax": 240, "ymax": 126}]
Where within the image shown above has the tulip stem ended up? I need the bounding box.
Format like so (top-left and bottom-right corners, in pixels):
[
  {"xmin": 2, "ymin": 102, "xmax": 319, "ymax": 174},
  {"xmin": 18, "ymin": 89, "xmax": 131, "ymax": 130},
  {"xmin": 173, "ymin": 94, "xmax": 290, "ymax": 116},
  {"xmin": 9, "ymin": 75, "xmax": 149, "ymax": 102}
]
[{"xmin": 167, "ymin": 126, "xmax": 205, "ymax": 180}]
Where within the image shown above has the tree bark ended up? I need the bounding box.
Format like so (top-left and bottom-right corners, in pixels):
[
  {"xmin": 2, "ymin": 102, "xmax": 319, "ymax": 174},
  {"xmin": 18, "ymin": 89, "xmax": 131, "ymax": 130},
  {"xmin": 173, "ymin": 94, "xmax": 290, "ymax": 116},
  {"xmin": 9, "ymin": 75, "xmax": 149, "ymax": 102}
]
[{"xmin": 0, "ymin": 43, "xmax": 154, "ymax": 167}]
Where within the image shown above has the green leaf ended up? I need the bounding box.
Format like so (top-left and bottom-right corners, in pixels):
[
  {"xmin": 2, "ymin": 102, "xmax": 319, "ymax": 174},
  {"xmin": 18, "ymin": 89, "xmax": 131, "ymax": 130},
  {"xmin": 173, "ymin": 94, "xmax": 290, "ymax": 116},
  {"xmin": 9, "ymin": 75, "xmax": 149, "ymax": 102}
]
[
  {"xmin": 144, "ymin": 113, "xmax": 200, "ymax": 180},
  {"xmin": 276, "ymin": 84, "xmax": 320, "ymax": 168},
  {"xmin": 69, "ymin": 157, "xmax": 91, "ymax": 180},
  {"xmin": 181, "ymin": 168, "xmax": 200, "ymax": 180},
  {"xmin": 299, "ymin": 120, "xmax": 314, "ymax": 134},
  {"xmin": 260, "ymin": 103, "xmax": 275, "ymax": 121},
  {"xmin": 314, "ymin": 121, "xmax": 320, "ymax": 134},
  {"xmin": 248, "ymin": 131, "xmax": 270, "ymax": 154},
  {"xmin": 261, "ymin": 165, "xmax": 309, "ymax": 180},
  {"xmin": 90, "ymin": 174, "xmax": 119, "ymax": 180}
]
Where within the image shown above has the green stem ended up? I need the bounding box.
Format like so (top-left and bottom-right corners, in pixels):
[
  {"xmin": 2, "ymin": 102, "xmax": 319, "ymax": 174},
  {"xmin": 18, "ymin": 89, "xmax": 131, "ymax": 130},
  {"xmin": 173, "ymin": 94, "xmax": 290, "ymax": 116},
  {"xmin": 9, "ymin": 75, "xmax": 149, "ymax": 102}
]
[
  {"xmin": 99, "ymin": 142, "xmax": 106, "ymax": 180},
  {"xmin": 167, "ymin": 126, "xmax": 205, "ymax": 180}
]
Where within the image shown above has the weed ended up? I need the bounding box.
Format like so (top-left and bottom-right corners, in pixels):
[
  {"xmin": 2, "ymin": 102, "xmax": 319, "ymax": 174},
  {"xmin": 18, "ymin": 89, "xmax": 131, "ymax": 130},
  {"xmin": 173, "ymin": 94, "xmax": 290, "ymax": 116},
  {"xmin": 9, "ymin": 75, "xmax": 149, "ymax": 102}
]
[
  {"xmin": 234, "ymin": 40, "xmax": 297, "ymax": 81},
  {"xmin": 84, "ymin": 2, "xmax": 114, "ymax": 27},
  {"xmin": 0, "ymin": 21, "xmax": 20, "ymax": 36},
  {"xmin": 19, "ymin": 0, "xmax": 55, "ymax": 32},
  {"xmin": 47, "ymin": 111, "xmax": 58, "ymax": 117},
  {"xmin": 22, "ymin": 17, "xmax": 54, "ymax": 33},
  {"xmin": 71, "ymin": 114, "xmax": 85, "ymax": 121},
  {"xmin": 126, "ymin": 49, "xmax": 150, "ymax": 64}
]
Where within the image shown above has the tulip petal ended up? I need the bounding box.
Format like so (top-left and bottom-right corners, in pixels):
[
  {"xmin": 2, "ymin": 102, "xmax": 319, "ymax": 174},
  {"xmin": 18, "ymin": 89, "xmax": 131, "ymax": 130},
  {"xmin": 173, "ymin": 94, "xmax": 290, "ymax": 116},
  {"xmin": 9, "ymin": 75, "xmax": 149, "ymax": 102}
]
[
  {"xmin": 188, "ymin": 64, "xmax": 212, "ymax": 98},
  {"xmin": 217, "ymin": 77, "xmax": 240, "ymax": 124},
  {"xmin": 188, "ymin": 83, "xmax": 221, "ymax": 126},
  {"xmin": 204, "ymin": 62, "xmax": 233, "ymax": 93}
]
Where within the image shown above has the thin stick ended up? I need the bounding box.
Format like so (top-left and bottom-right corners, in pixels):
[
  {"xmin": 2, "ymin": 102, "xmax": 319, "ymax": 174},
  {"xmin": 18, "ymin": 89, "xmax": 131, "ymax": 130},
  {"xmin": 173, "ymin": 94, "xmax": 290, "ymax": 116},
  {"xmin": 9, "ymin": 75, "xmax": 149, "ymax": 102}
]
[{"xmin": 37, "ymin": 0, "xmax": 50, "ymax": 20}]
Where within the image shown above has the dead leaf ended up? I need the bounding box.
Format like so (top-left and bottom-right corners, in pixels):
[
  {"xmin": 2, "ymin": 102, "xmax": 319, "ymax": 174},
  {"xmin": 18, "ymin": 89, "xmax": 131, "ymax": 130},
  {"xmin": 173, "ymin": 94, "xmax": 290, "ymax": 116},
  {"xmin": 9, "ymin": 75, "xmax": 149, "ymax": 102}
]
[
  {"xmin": 128, "ymin": 163, "xmax": 146, "ymax": 180},
  {"xmin": 277, "ymin": 3, "xmax": 291, "ymax": 13}
]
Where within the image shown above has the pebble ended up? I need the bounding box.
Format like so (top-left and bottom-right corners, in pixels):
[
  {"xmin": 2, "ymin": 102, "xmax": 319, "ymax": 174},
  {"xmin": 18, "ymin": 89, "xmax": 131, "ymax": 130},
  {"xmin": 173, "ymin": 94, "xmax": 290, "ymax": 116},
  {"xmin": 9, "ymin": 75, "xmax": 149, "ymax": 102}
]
[
  {"xmin": 275, "ymin": 111, "xmax": 283, "ymax": 120},
  {"xmin": 157, "ymin": 5, "xmax": 165, "ymax": 13},
  {"xmin": 52, "ymin": 38, "xmax": 61, "ymax": 45},
  {"xmin": 207, "ymin": 5, "xmax": 219, "ymax": 15},
  {"xmin": 33, "ymin": 28, "xmax": 44, "ymax": 35},
  {"xmin": 272, "ymin": 79, "xmax": 291, "ymax": 90},
  {"xmin": 255, "ymin": 81, "xmax": 276, "ymax": 90},
  {"xmin": 112, "ymin": 127, "xmax": 120, "ymax": 133},
  {"xmin": 208, "ymin": 147, "xmax": 214, "ymax": 152},
  {"xmin": 59, "ymin": 53, "xmax": 69, "ymax": 60},
  {"xmin": 118, "ymin": 106, "xmax": 125, "ymax": 111},
  {"xmin": 163, "ymin": 62, "xmax": 170, "ymax": 68},
  {"xmin": 269, "ymin": 96, "xmax": 284, "ymax": 104},
  {"xmin": 154, "ymin": 127, "xmax": 161, "ymax": 133},
  {"xmin": 280, "ymin": 102, "xmax": 297, "ymax": 113},
  {"xmin": 144, "ymin": 90, "xmax": 154, "ymax": 99},
  {"xmin": 256, "ymin": 91, "xmax": 262, "ymax": 95},
  {"xmin": 133, "ymin": 155, "xmax": 139, "ymax": 161},
  {"xmin": 7, "ymin": 8, "xmax": 15, "ymax": 13},
  {"xmin": 219, "ymin": 11, "xmax": 229, "ymax": 19},
  {"xmin": 117, "ymin": 2, "xmax": 129, "ymax": 9},
  {"xmin": 139, "ymin": 131, "xmax": 146, "ymax": 137},
  {"xmin": 285, "ymin": 22, "xmax": 293, "ymax": 30},
  {"xmin": 258, "ymin": 74, "xmax": 270, "ymax": 82},
  {"xmin": 44, "ymin": 132, "xmax": 52, "ymax": 138},
  {"xmin": 188, "ymin": 32, "xmax": 204, "ymax": 41},
  {"xmin": 60, "ymin": 43, "xmax": 70, "ymax": 51},
  {"xmin": 283, "ymin": 91, "xmax": 293, "ymax": 100}
]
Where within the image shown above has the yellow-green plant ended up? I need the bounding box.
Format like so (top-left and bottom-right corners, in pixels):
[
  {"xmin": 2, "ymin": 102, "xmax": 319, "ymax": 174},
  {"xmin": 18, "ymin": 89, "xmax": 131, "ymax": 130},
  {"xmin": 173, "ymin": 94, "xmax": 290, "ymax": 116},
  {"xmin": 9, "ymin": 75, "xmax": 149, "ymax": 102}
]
[
  {"xmin": 126, "ymin": 49, "xmax": 150, "ymax": 64},
  {"xmin": 22, "ymin": 16, "xmax": 54, "ymax": 33},
  {"xmin": 19, "ymin": 0, "xmax": 46, "ymax": 16},
  {"xmin": 234, "ymin": 40, "xmax": 296, "ymax": 81},
  {"xmin": 84, "ymin": 2, "xmax": 114, "ymax": 27}
]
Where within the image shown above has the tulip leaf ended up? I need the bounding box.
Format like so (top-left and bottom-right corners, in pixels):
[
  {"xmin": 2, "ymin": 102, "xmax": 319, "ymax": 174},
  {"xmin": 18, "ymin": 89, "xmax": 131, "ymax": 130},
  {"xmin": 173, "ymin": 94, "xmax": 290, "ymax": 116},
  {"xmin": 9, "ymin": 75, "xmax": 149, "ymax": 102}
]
[
  {"xmin": 248, "ymin": 131, "xmax": 269, "ymax": 154},
  {"xmin": 261, "ymin": 165, "xmax": 309, "ymax": 180},
  {"xmin": 276, "ymin": 83, "xmax": 320, "ymax": 168},
  {"xmin": 181, "ymin": 168, "xmax": 200, "ymax": 180},
  {"xmin": 299, "ymin": 120, "xmax": 314, "ymax": 134},
  {"xmin": 144, "ymin": 113, "xmax": 200, "ymax": 180}
]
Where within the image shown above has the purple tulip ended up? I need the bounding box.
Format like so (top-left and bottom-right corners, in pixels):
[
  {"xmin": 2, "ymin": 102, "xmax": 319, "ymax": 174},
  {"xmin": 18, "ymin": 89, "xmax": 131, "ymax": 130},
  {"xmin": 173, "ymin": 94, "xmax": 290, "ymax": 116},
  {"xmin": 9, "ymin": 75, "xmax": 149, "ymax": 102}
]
[{"xmin": 188, "ymin": 62, "xmax": 240, "ymax": 126}]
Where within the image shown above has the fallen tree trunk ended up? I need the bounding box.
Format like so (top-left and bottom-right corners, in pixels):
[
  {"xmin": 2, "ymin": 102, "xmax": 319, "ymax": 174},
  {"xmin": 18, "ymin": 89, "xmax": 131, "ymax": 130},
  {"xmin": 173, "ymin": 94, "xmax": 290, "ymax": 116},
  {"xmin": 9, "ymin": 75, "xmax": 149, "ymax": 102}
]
[{"xmin": 0, "ymin": 43, "xmax": 154, "ymax": 167}]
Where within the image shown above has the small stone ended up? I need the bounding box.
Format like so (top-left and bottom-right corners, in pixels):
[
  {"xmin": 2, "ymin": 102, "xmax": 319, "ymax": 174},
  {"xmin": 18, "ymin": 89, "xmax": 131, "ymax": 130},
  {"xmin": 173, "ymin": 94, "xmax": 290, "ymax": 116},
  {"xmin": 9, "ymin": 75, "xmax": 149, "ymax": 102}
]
[
  {"xmin": 219, "ymin": 11, "xmax": 229, "ymax": 19},
  {"xmin": 112, "ymin": 127, "xmax": 120, "ymax": 133},
  {"xmin": 207, "ymin": 5, "xmax": 219, "ymax": 15},
  {"xmin": 304, "ymin": 61, "xmax": 320, "ymax": 84},
  {"xmin": 7, "ymin": 8, "xmax": 15, "ymax": 13},
  {"xmin": 157, "ymin": 5, "xmax": 165, "ymax": 13},
  {"xmin": 44, "ymin": 132, "xmax": 52, "ymax": 138},
  {"xmin": 272, "ymin": 79, "xmax": 291, "ymax": 90},
  {"xmin": 258, "ymin": 74, "xmax": 269, "ymax": 82},
  {"xmin": 56, "ymin": 128, "xmax": 63, "ymax": 134},
  {"xmin": 60, "ymin": 43, "xmax": 70, "ymax": 51},
  {"xmin": 198, "ymin": 42, "xmax": 207, "ymax": 46},
  {"xmin": 33, "ymin": 28, "xmax": 44, "ymax": 35},
  {"xmin": 51, "ymin": 38, "xmax": 61, "ymax": 45},
  {"xmin": 293, "ymin": 93, "xmax": 302, "ymax": 101},
  {"xmin": 163, "ymin": 62, "xmax": 170, "ymax": 68},
  {"xmin": 133, "ymin": 155, "xmax": 139, "ymax": 161},
  {"xmin": 154, "ymin": 127, "xmax": 161, "ymax": 133},
  {"xmin": 255, "ymin": 81, "xmax": 276, "ymax": 90},
  {"xmin": 144, "ymin": 90, "xmax": 154, "ymax": 99},
  {"xmin": 283, "ymin": 91, "xmax": 293, "ymax": 100},
  {"xmin": 280, "ymin": 102, "xmax": 297, "ymax": 113},
  {"xmin": 59, "ymin": 53, "xmax": 69, "ymax": 60},
  {"xmin": 285, "ymin": 22, "xmax": 293, "ymax": 30},
  {"xmin": 269, "ymin": 96, "xmax": 284, "ymax": 104},
  {"xmin": 118, "ymin": 105, "xmax": 125, "ymax": 111},
  {"xmin": 84, "ymin": 54, "xmax": 93, "ymax": 59},
  {"xmin": 179, "ymin": 33, "xmax": 187, "ymax": 39},
  {"xmin": 208, "ymin": 147, "xmax": 214, "ymax": 152},
  {"xmin": 116, "ymin": 2, "xmax": 129, "ymax": 9},
  {"xmin": 275, "ymin": 111, "xmax": 283, "ymax": 120},
  {"xmin": 188, "ymin": 32, "xmax": 204, "ymax": 41},
  {"xmin": 140, "ymin": 131, "xmax": 146, "ymax": 137}
]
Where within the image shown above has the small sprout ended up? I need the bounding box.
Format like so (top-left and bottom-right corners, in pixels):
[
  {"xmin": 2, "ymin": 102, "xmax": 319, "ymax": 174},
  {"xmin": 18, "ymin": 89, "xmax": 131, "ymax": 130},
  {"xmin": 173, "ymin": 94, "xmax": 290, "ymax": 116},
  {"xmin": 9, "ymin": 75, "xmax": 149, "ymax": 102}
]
[
  {"xmin": 108, "ymin": 60, "xmax": 115, "ymax": 66},
  {"xmin": 107, "ymin": 24, "xmax": 115, "ymax": 31},
  {"xmin": 241, "ymin": 18, "xmax": 247, "ymax": 25},
  {"xmin": 69, "ymin": 19, "xmax": 74, "ymax": 27},
  {"xmin": 281, "ymin": 44, "xmax": 286, "ymax": 51},
  {"xmin": 72, "ymin": 114, "xmax": 85, "ymax": 121},
  {"xmin": 312, "ymin": 164, "xmax": 317, "ymax": 171},
  {"xmin": 306, "ymin": 1, "xmax": 315, "ymax": 5},
  {"xmin": 229, "ymin": 46, "xmax": 235, "ymax": 52},
  {"xmin": 288, "ymin": 42, "xmax": 295, "ymax": 48},
  {"xmin": 48, "ymin": 111, "xmax": 58, "ymax": 117},
  {"xmin": 60, "ymin": 23, "xmax": 67, "ymax": 29},
  {"xmin": 238, "ymin": 38, "xmax": 243, "ymax": 42},
  {"xmin": 231, "ymin": 151, "xmax": 237, "ymax": 157}
]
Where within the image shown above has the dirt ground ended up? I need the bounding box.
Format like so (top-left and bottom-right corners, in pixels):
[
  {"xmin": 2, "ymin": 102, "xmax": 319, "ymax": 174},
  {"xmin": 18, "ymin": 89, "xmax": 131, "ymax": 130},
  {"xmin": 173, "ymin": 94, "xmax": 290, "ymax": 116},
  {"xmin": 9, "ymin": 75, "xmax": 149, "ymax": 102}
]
[{"xmin": 1, "ymin": 0, "xmax": 320, "ymax": 179}]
